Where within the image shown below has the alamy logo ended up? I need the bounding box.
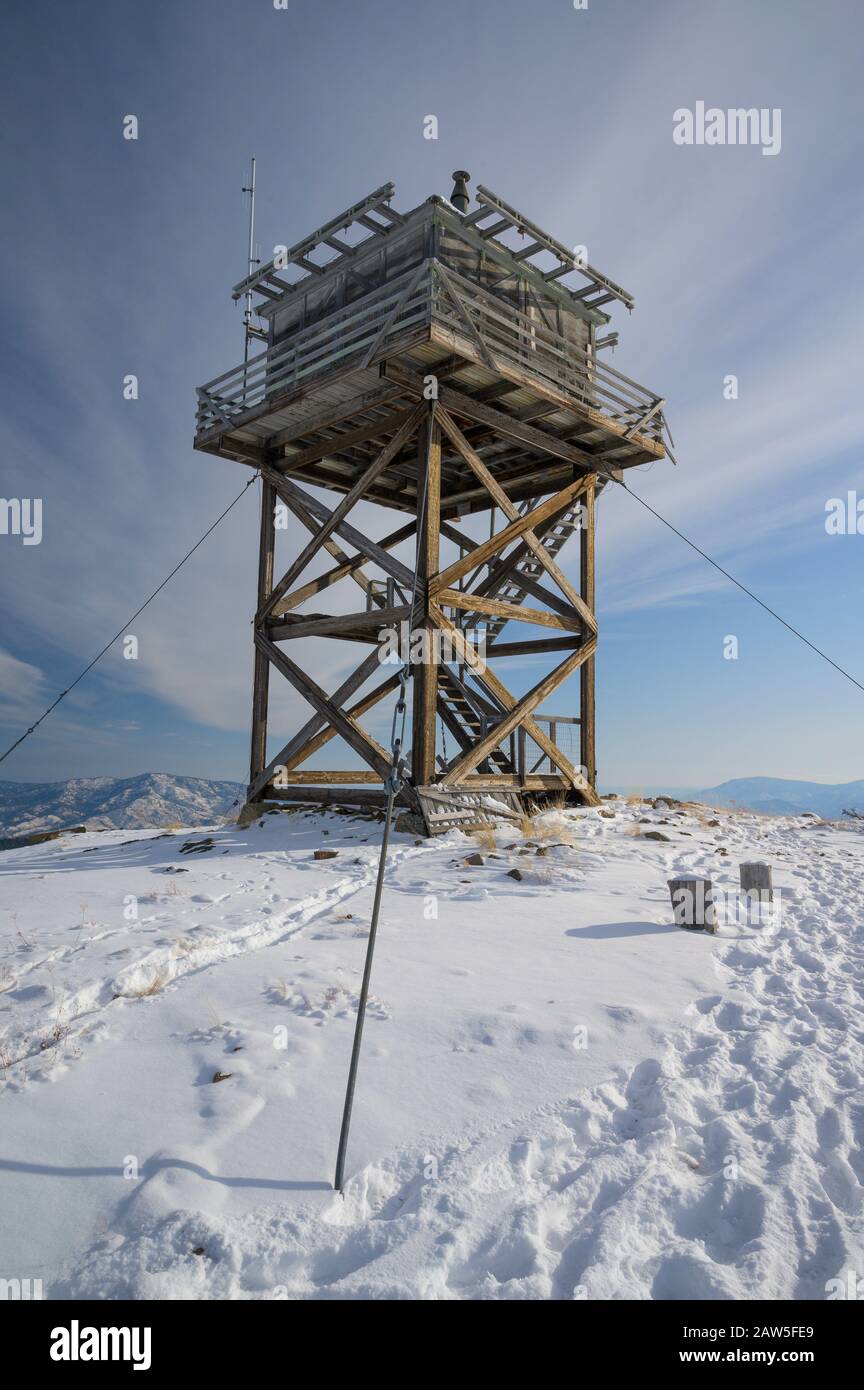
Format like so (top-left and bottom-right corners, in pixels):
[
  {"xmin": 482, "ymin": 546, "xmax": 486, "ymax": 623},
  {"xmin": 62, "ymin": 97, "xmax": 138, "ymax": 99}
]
[
  {"xmin": 0, "ymin": 497, "xmax": 42, "ymax": 545},
  {"xmin": 825, "ymin": 492, "xmax": 864, "ymax": 535},
  {"xmin": 673, "ymin": 102, "xmax": 781, "ymax": 156},
  {"xmin": 0, "ymin": 1276, "xmax": 43, "ymax": 1300},
  {"xmin": 50, "ymin": 1321, "xmax": 152, "ymax": 1371}
]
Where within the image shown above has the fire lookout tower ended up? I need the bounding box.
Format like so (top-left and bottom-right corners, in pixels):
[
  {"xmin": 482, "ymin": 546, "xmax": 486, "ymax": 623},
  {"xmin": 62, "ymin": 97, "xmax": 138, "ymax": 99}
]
[{"xmin": 195, "ymin": 175, "xmax": 671, "ymax": 832}]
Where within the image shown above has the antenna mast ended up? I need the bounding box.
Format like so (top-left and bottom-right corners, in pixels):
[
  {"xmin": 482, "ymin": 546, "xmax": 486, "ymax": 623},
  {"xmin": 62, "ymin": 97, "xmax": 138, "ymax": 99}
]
[{"xmin": 242, "ymin": 156, "xmax": 258, "ymax": 364}]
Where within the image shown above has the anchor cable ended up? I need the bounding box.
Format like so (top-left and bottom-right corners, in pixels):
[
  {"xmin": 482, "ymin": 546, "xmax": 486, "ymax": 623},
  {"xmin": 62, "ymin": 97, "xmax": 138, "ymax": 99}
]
[
  {"xmin": 0, "ymin": 475, "xmax": 259, "ymax": 767},
  {"xmin": 333, "ymin": 414, "xmax": 433, "ymax": 1192},
  {"xmin": 613, "ymin": 478, "xmax": 864, "ymax": 697}
]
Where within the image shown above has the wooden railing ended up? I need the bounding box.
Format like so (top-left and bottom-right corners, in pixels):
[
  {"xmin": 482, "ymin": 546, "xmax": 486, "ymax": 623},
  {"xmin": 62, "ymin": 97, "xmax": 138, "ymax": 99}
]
[
  {"xmin": 196, "ymin": 264, "xmax": 433, "ymax": 435},
  {"xmin": 432, "ymin": 265, "xmax": 665, "ymax": 445},
  {"xmin": 196, "ymin": 259, "xmax": 664, "ymax": 446}
]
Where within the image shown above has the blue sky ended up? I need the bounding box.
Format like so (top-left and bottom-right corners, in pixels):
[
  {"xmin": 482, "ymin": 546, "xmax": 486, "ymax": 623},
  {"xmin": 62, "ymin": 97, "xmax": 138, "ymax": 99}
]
[{"xmin": 0, "ymin": 0, "xmax": 862, "ymax": 790}]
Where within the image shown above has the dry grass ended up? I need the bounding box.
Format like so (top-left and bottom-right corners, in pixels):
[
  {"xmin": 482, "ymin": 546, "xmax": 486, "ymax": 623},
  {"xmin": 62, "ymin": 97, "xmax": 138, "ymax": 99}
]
[
  {"xmin": 120, "ymin": 970, "xmax": 170, "ymax": 999},
  {"xmin": 470, "ymin": 825, "xmax": 498, "ymax": 852}
]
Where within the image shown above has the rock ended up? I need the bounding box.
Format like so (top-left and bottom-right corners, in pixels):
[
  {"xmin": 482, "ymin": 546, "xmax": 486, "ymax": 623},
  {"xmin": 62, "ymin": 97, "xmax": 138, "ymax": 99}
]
[
  {"xmin": 212, "ymin": 1071, "xmax": 232, "ymax": 1084},
  {"xmin": 507, "ymin": 868, "xmax": 523, "ymax": 881},
  {"xmin": 464, "ymin": 852, "xmax": 484, "ymax": 866},
  {"xmin": 180, "ymin": 837, "xmax": 215, "ymax": 855},
  {"xmin": 599, "ymin": 809, "xmax": 616, "ymax": 819},
  {"xmin": 643, "ymin": 831, "xmax": 671, "ymax": 842},
  {"xmin": 707, "ymin": 819, "xmax": 721, "ymax": 827},
  {"xmin": 313, "ymin": 849, "xmax": 339, "ymax": 860},
  {"xmin": 535, "ymin": 846, "xmax": 550, "ymax": 856}
]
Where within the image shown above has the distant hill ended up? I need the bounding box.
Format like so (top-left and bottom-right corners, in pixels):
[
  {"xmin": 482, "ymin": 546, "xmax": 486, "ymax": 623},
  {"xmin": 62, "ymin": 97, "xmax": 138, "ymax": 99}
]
[
  {"xmin": 0, "ymin": 773, "xmax": 244, "ymax": 836},
  {"xmin": 692, "ymin": 777, "xmax": 864, "ymax": 819}
]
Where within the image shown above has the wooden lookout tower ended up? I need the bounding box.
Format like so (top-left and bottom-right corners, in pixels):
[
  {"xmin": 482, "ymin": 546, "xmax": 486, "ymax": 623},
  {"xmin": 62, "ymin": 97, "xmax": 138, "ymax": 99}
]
[{"xmin": 195, "ymin": 175, "xmax": 671, "ymax": 832}]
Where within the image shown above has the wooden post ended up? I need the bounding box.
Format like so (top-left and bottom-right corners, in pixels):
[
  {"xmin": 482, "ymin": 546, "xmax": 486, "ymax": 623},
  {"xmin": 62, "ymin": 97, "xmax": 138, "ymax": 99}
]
[
  {"xmin": 411, "ymin": 407, "xmax": 441, "ymax": 784},
  {"xmin": 249, "ymin": 478, "xmax": 276, "ymax": 790},
  {"xmin": 668, "ymin": 877, "xmax": 717, "ymax": 932},
  {"xmin": 740, "ymin": 862, "xmax": 773, "ymax": 900},
  {"xmin": 580, "ymin": 478, "xmax": 596, "ymax": 791}
]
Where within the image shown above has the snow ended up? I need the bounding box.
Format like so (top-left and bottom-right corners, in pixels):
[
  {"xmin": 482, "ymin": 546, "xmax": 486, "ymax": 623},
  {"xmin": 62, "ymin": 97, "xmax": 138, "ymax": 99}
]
[{"xmin": 0, "ymin": 799, "xmax": 861, "ymax": 1300}]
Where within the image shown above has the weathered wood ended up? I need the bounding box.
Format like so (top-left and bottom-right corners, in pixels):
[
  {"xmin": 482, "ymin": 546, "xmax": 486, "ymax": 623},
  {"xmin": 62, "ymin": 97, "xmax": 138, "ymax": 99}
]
[
  {"xmin": 248, "ymin": 648, "xmax": 385, "ymax": 799},
  {"xmin": 435, "ymin": 406, "xmax": 597, "ymax": 633},
  {"xmin": 435, "ymin": 589, "xmax": 581, "ymax": 633},
  {"xmin": 209, "ymin": 187, "xmax": 667, "ymax": 824},
  {"xmin": 485, "ymin": 636, "xmax": 582, "ymax": 658},
  {"xmin": 267, "ymin": 476, "xmax": 415, "ymax": 590},
  {"xmin": 411, "ymin": 408, "xmax": 441, "ymax": 784},
  {"xmin": 431, "ymin": 474, "xmax": 593, "ymax": 595},
  {"xmin": 740, "ymin": 862, "xmax": 773, "ymax": 902},
  {"xmin": 269, "ymin": 604, "xmax": 409, "ymax": 642},
  {"xmin": 276, "ymin": 670, "xmax": 402, "ymax": 776},
  {"xmin": 265, "ymin": 786, "xmax": 394, "ymax": 808},
  {"xmin": 384, "ymin": 362, "xmax": 599, "ymax": 470},
  {"xmin": 276, "ymin": 770, "xmax": 384, "ymax": 784},
  {"xmin": 282, "ymin": 409, "xmax": 415, "ymax": 473},
  {"xmin": 668, "ymin": 877, "xmax": 717, "ymax": 932},
  {"xmin": 255, "ymin": 632, "xmax": 392, "ymax": 780},
  {"xmin": 430, "ymin": 605, "xmax": 596, "ymax": 795},
  {"xmin": 249, "ymin": 479, "xmax": 276, "ymax": 790},
  {"xmin": 261, "ymin": 407, "xmax": 424, "ymax": 619},
  {"xmin": 580, "ymin": 477, "xmax": 597, "ymax": 790},
  {"xmin": 271, "ymin": 520, "xmax": 416, "ymax": 617}
]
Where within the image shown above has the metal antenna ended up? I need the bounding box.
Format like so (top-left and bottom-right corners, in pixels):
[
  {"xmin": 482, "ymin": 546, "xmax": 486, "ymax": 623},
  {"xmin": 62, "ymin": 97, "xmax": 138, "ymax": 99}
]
[{"xmin": 242, "ymin": 156, "xmax": 259, "ymax": 364}]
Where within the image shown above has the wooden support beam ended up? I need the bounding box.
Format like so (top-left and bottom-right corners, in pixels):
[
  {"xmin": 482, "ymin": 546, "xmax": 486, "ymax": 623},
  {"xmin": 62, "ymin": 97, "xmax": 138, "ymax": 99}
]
[
  {"xmin": 411, "ymin": 407, "xmax": 441, "ymax": 784},
  {"xmin": 278, "ymin": 770, "xmax": 383, "ymax": 784},
  {"xmin": 269, "ymin": 604, "xmax": 409, "ymax": 642},
  {"xmin": 260, "ymin": 407, "xmax": 424, "ymax": 621},
  {"xmin": 435, "ymin": 406, "xmax": 597, "ymax": 632},
  {"xmin": 255, "ymin": 631, "xmax": 392, "ymax": 780},
  {"xmin": 383, "ymin": 362, "xmax": 598, "ymax": 470},
  {"xmin": 440, "ymin": 513, "xmax": 581, "ymax": 624},
  {"xmin": 248, "ymin": 648, "xmax": 385, "ymax": 799},
  {"xmin": 271, "ymin": 520, "xmax": 416, "ymax": 618},
  {"xmin": 266, "ymin": 786, "xmax": 393, "ymax": 808},
  {"xmin": 248, "ymin": 479, "xmax": 276, "ymax": 793},
  {"xmin": 430, "ymin": 473, "xmax": 592, "ymax": 596},
  {"xmin": 275, "ymin": 671, "xmax": 402, "ymax": 776},
  {"xmin": 435, "ymin": 589, "xmax": 581, "ymax": 633},
  {"xmin": 485, "ymin": 636, "xmax": 582, "ymax": 658},
  {"xmin": 580, "ymin": 477, "xmax": 597, "ymax": 791},
  {"xmin": 429, "ymin": 605, "xmax": 597, "ymax": 798},
  {"xmin": 266, "ymin": 475, "xmax": 415, "ymax": 590},
  {"xmin": 279, "ymin": 492, "xmax": 402, "ymax": 608},
  {"xmin": 281, "ymin": 407, "xmax": 418, "ymax": 472}
]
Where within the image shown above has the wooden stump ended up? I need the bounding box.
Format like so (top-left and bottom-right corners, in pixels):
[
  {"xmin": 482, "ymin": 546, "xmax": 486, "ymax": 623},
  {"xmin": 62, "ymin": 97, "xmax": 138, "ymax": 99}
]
[
  {"xmin": 668, "ymin": 877, "xmax": 717, "ymax": 932},
  {"xmin": 740, "ymin": 861, "xmax": 773, "ymax": 901},
  {"xmin": 739, "ymin": 860, "xmax": 774, "ymax": 924}
]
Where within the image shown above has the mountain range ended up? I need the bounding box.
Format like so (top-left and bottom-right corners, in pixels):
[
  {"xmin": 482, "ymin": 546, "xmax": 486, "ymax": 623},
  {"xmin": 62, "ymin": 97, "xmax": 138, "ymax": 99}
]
[
  {"xmin": 688, "ymin": 777, "xmax": 864, "ymax": 819},
  {"xmin": 0, "ymin": 773, "xmax": 243, "ymax": 838},
  {"xmin": 0, "ymin": 772, "xmax": 862, "ymax": 840}
]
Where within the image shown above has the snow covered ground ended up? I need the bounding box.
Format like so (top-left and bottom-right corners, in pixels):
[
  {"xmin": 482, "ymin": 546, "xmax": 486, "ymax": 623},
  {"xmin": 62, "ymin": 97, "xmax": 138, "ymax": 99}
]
[{"xmin": 0, "ymin": 797, "xmax": 861, "ymax": 1300}]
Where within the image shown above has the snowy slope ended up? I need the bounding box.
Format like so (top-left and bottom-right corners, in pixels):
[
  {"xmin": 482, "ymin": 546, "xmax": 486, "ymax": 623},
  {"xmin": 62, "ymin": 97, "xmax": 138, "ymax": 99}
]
[{"xmin": 0, "ymin": 799, "xmax": 861, "ymax": 1300}]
